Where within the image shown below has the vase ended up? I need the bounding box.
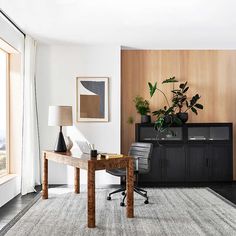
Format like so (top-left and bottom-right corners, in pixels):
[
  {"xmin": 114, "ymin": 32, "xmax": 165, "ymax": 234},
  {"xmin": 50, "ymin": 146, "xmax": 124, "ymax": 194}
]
[
  {"xmin": 65, "ymin": 136, "xmax": 73, "ymax": 151},
  {"xmin": 141, "ymin": 115, "xmax": 151, "ymax": 123},
  {"xmin": 164, "ymin": 115, "xmax": 172, "ymax": 125},
  {"xmin": 177, "ymin": 112, "xmax": 188, "ymax": 123}
]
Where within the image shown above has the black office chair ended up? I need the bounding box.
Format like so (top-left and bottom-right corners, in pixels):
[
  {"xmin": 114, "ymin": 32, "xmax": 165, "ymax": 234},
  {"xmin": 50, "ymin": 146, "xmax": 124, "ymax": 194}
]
[{"xmin": 106, "ymin": 142, "xmax": 153, "ymax": 206}]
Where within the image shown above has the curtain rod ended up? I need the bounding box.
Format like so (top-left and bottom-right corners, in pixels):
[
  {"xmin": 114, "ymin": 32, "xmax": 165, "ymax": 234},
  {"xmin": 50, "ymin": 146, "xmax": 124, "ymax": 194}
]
[{"xmin": 0, "ymin": 9, "xmax": 26, "ymax": 36}]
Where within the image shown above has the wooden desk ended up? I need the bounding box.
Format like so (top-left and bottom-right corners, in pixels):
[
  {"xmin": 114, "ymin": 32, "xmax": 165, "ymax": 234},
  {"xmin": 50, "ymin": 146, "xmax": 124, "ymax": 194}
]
[{"xmin": 42, "ymin": 150, "xmax": 134, "ymax": 228}]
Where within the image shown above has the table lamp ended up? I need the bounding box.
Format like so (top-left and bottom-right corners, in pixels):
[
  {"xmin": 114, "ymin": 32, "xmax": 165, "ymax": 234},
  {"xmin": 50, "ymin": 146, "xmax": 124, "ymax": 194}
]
[{"xmin": 48, "ymin": 105, "xmax": 73, "ymax": 152}]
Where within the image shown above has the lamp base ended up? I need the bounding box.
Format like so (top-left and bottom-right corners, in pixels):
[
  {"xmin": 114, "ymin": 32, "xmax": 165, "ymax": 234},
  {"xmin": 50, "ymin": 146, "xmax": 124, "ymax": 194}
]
[{"xmin": 54, "ymin": 130, "xmax": 67, "ymax": 152}]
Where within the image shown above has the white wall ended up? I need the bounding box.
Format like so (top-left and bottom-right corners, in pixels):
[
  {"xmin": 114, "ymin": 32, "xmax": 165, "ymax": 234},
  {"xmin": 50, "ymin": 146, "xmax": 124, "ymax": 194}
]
[
  {"xmin": 0, "ymin": 175, "xmax": 20, "ymax": 207},
  {"xmin": 36, "ymin": 44, "xmax": 121, "ymax": 185}
]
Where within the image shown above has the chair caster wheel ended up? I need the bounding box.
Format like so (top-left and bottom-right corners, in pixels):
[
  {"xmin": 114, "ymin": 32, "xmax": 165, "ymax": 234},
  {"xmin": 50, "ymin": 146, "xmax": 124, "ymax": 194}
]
[
  {"xmin": 144, "ymin": 199, "xmax": 149, "ymax": 204},
  {"xmin": 122, "ymin": 191, "xmax": 125, "ymax": 196},
  {"xmin": 107, "ymin": 196, "xmax": 111, "ymax": 200},
  {"xmin": 120, "ymin": 202, "xmax": 125, "ymax": 207}
]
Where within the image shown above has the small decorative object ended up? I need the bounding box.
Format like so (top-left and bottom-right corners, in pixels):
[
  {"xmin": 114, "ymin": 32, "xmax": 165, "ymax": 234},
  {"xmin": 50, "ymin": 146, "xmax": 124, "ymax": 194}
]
[
  {"xmin": 65, "ymin": 136, "xmax": 73, "ymax": 151},
  {"xmin": 127, "ymin": 116, "xmax": 134, "ymax": 124},
  {"xmin": 48, "ymin": 106, "xmax": 73, "ymax": 152},
  {"xmin": 76, "ymin": 77, "xmax": 109, "ymax": 122},
  {"xmin": 133, "ymin": 95, "xmax": 151, "ymax": 123}
]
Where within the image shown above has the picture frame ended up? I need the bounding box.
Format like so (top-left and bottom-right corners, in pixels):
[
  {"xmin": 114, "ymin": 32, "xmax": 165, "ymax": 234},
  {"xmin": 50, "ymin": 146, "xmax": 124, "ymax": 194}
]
[{"xmin": 76, "ymin": 77, "xmax": 109, "ymax": 122}]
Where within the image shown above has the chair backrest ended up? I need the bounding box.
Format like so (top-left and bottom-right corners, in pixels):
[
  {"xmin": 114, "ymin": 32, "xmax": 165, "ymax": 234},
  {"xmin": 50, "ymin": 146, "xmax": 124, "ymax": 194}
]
[{"xmin": 128, "ymin": 142, "xmax": 153, "ymax": 174}]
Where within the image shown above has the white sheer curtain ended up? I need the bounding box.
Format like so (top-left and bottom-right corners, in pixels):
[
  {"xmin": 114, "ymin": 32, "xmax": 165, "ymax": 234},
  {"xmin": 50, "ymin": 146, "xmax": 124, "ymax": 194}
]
[{"xmin": 21, "ymin": 35, "xmax": 41, "ymax": 195}]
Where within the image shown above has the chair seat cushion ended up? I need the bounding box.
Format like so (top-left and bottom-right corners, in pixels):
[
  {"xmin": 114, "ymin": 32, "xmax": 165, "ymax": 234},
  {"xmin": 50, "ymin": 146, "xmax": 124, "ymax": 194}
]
[{"xmin": 106, "ymin": 168, "xmax": 126, "ymax": 177}]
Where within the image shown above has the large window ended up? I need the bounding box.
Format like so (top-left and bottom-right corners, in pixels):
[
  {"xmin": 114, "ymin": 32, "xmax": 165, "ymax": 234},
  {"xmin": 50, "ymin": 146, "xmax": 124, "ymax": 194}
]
[{"xmin": 0, "ymin": 49, "xmax": 8, "ymax": 177}]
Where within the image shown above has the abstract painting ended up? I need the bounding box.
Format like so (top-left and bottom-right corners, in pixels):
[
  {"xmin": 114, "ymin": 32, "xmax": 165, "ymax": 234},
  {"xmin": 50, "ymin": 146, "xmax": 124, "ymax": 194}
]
[{"xmin": 76, "ymin": 77, "xmax": 109, "ymax": 122}]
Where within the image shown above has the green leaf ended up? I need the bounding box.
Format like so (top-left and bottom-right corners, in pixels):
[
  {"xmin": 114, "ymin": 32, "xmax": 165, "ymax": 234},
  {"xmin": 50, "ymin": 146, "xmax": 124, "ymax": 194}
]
[
  {"xmin": 191, "ymin": 107, "xmax": 198, "ymax": 115},
  {"xmin": 183, "ymin": 87, "xmax": 189, "ymax": 93},
  {"xmin": 165, "ymin": 107, "xmax": 174, "ymax": 114},
  {"xmin": 195, "ymin": 103, "xmax": 203, "ymax": 109},
  {"xmin": 148, "ymin": 82, "xmax": 157, "ymax": 97},
  {"xmin": 171, "ymin": 89, "xmax": 180, "ymax": 94},
  {"xmin": 127, "ymin": 116, "xmax": 134, "ymax": 124},
  {"xmin": 162, "ymin": 76, "xmax": 178, "ymax": 84},
  {"xmin": 186, "ymin": 101, "xmax": 189, "ymax": 107},
  {"xmin": 154, "ymin": 117, "xmax": 165, "ymax": 130},
  {"xmin": 180, "ymin": 97, "xmax": 187, "ymax": 103},
  {"xmin": 152, "ymin": 109, "xmax": 165, "ymax": 116},
  {"xmin": 179, "ymin": 83, "xmax": 186, "ymax": 89}
]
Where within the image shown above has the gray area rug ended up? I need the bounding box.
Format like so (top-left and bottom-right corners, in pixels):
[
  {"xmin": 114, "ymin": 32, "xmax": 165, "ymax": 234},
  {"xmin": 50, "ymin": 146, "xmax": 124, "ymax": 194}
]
[{"xmin": 2, "ymin": 187, "xmax": 236, "ymax": 236}]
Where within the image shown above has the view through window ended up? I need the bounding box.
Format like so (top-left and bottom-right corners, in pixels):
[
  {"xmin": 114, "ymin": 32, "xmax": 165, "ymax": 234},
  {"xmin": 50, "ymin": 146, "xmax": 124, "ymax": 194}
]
[{"xmin": 0, "ymin": 49, "xmax": 8, "ymax": 177}]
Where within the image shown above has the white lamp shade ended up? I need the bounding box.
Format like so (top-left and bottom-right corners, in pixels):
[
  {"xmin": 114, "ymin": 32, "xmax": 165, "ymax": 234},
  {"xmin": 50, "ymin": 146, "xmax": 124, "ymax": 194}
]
[{"xmin": 48, "ymin": 106, "xmax": 73, "ymax": 126}]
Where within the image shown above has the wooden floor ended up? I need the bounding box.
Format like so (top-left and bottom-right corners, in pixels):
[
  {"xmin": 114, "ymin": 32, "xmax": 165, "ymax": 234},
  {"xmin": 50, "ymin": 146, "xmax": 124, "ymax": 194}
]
[{"xmin": 0, "ymin": 183, "xmax": 236, "ymax": 231}]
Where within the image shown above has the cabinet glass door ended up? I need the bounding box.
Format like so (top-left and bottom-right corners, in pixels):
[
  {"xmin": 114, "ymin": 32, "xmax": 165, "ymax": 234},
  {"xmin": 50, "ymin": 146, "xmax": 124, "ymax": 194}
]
[
  {"xmin": 188, "ymin": 126, "xmax": 230, "ymax": 141},
  {"xmin": 209, "ymin": 127, "xmax": 229, "ymax": 140},
  {"xmin": 139, "ymin": 126, "xmax": 182, "ymax": 141}
]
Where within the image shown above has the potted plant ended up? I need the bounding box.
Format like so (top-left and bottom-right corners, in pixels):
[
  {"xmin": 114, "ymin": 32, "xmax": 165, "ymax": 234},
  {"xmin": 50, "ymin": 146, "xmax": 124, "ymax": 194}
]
[
  {"xmin": 171, "ymin": 82, "xmax": 203, "ymax": 123},
  {"xmin": 171, "ymin": 81, "xmax": 189, "ymax": 122},
  {"xmin": 133, "ymin": 95, "xmax": 151, "ymax": 123}
]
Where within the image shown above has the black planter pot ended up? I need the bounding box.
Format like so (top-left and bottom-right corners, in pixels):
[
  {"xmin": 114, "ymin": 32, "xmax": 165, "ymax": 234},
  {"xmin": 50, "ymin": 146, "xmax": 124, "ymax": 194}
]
[
  {"xmin": 141, "ymin": 115, "xmax": 151, "ymax": 123},
  {"xmin": 177, "ymin": 112, "xmax": 188, "ymax": 123},
  {"xmin": 164, "ymin": 115, "xmax": 172, "ymax": 125}
]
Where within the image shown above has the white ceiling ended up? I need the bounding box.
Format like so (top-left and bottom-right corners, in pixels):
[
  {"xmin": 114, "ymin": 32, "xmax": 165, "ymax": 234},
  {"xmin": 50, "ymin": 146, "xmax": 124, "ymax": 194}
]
[{"xmin": 1, "ymin": 0, "xmax": 236, "ymax": 48}]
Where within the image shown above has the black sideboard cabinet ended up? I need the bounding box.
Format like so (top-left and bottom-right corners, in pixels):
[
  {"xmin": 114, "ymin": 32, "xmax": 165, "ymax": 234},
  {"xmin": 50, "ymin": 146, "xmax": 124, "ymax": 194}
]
[{"xmin": 136, "ymin": 123, "xmax": 233, "ymax": 183}]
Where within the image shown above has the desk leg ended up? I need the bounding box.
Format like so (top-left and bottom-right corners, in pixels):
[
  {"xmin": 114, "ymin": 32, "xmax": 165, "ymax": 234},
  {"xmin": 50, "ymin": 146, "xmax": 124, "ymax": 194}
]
[
  {"xmin": 74, "ymin": 167, "xmax": 80, "ymax": 194},
  {"xmin": 42, "ymin": 153, "xmax": 48, "ymax": 199},
  {"xmin": 87, "ymin": 162, "xmax": 95, "ymax": 228},
  {"xmin": 126, "ymin": 159, "xmax": 134, "ymax": 218}
]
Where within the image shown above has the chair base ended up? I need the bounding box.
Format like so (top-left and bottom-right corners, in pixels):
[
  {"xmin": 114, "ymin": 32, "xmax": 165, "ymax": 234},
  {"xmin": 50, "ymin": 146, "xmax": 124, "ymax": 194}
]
[{"xmin": 107, "ymin": 186, "xmax": 149, "ymax": 206}]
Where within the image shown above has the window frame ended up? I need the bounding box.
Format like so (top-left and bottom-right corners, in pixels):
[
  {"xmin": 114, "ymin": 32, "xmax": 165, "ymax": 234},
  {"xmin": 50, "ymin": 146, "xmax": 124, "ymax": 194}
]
[{"xmin": 0, "ymin": 48, "xmax": 10, "ymax": 178}]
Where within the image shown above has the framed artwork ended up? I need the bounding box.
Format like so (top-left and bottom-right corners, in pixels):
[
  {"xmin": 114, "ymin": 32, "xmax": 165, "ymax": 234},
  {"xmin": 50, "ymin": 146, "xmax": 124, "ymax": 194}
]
[{"xmin": 76, "ymin": 77, "xmax": 109, "ymax": 122}]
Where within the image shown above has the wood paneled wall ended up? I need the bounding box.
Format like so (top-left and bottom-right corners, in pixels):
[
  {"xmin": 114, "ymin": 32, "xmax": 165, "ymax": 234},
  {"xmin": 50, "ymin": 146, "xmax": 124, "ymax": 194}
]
[{"xmin": 121, "ymin": 50, "xmax": 236, "ymax": 179}]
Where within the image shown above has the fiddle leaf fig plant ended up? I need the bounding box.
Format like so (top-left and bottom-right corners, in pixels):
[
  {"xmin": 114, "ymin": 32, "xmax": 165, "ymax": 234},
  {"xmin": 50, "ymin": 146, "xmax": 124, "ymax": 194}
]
[
  {"xmin": 185, "ymin": 94, "xmax": 203, "ymax": 115},
  {"xmin": 171, "ymin": 81, "xmax": 203, "ymax": 115},
  {"xmin": 171, "ymin": 81, "xmax": 188, "ymax": 113}
]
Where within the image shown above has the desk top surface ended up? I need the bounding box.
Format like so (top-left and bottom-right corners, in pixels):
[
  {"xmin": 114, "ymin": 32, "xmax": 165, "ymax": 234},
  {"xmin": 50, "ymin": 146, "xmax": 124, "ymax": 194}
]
[{"xmin": 43, "ymin": 150, "xmax": 132, "ymax": 170}]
